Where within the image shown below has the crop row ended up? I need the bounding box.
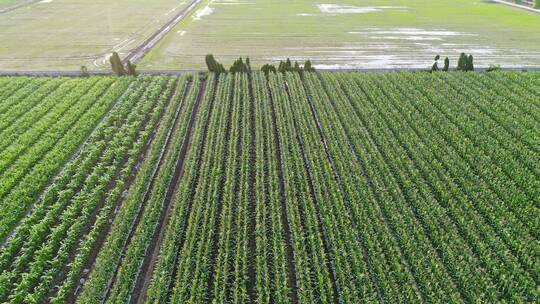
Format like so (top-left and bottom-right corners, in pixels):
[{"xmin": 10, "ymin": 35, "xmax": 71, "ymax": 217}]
[
  {"xmin": 0, "ymin": 77, "xmax": 124, "ymax": 243},
  {"xmin": 0, "ymin": 71, "xmax": 536, "ymax": 303},
  {"xmin": 0, "ymin": 75, "xmax": 178, "ymax": 303}
]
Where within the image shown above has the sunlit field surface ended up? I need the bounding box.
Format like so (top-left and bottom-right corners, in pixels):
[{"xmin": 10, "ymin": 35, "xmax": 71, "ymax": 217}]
[
  {"xmin": 0, "ymin": 0, "xmax": 193, "ymax": 70},
  {"xmin": 141, "ymin": 0, "xmax": 540, "ymax": 69}
]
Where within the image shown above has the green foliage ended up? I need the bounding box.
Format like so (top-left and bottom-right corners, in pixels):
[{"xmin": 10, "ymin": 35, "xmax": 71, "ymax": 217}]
[
  {"xmin": 261, "ymin": 64, "xmax": 277, "ymax": 76},
  {"xmin": 443, "ymin": 57, "xmax": 450, "ymax": 72},
  {"xmin": 0, "ymin": 72, "xmax": 537, "ymax": 303},
  {"xmin": 109, "ymin": 52, "xmax": 125, "ymax": 76},
  {"xmin": 457, "ymin": 53, "xmax": 467, "ymax": 71},
  {"xmin": 205, "ymin": 54, "xmax": 226, "ymax": 73},
  {"xmin": 535, "ymin": 0, "xmax": 540, "ymax": 9},
  {"xmin": 304, "ymin": 60, "xmax": 316, "ymax": 72},
  {"xmin": 487, "ymin": 64, "xmax": 502, "ymax": 72},
  {"xmin": 125, "ymin": 60, "xmax": 137, "ymax": 76},
  {"xmin": 229, "ymin": 57, "xmax": 250, "ymax": 73},
  {"xmin": 431, "ymin": 55, "xmax": 440, "ymax": 72},
  {"xmin": 457, "ymin": 53, "xmax": 474, "ymax": 72},
  {"xmin": 80, "ymin": 66, "xmax": 89, "ymax": 77},
  {"xmin": 467, "ymin": 54, "xmax": 474, "ymax": 71},
  {"xmin": 277, "ymin": 58, "xmax": 314, "ymax": 73}
]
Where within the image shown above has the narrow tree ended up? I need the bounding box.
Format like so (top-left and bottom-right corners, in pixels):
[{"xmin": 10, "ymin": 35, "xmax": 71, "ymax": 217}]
[
  {"xmin": 205, "ymin": 54, "xmax": 225, "ymax": 73},
  {"xmin": 431, "ymin": 55, "xmax": 440, "ymax": 72},
  {"xmin": 261, "ymin": 64, "xmax": 276, "ymax": 76},
  {"xmin": 294, "ymin": 61, "xmax": 302, "ymax": 73},
  {"xmin": 457, "ymin": 53, "xmax": 467, "ymax": 71},
  {"xmin": 304, "ymin": 60, "xmax": 315, "ymax": 72},
  {"xmin": 126, "ymin": 60, "xmax": 137, "ymax": 76},
  {"xmin": 110, "ymin": 52, "xmax": 125, "ymax": 76},
  {"xmin": 285, "ymin": 58, "xmax": 292, "ymax": 70},
  {"xmin": 467, "ymin": 54, "xmax": 474, "ymax": 71},
  {"xmin": 442, "ymin": 57, "xmax": 450, "ymax": 72}
]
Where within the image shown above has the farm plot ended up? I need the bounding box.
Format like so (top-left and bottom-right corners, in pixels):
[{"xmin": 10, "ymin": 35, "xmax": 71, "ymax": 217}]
[
  {"xmin": 0, "ymin": 0, "xmax": 197, "ymax": 71},
  {"xmin": 141, "ymin": 0, "xmax": 540, "ymax": 69},
  {"xmin": 0, "ymin": 71, "xmax": 538, "ymax": 303}
]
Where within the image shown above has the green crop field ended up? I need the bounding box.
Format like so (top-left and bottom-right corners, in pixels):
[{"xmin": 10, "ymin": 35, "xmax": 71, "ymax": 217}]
[
  {"xmin": 1, "ymin": 0, "xmax": 540, "ymax": 71},
  {"xmin": 0, "ymin": 71, "xmax": 537, "ymax": 303},
  {"xmin": 138, "ymin": 0, "xmax": 540, "ymax": 69}
]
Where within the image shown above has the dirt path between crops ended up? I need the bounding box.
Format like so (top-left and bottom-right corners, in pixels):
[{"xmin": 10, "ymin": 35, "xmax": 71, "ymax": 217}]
[
  {"xmin": 123, "ymin": 0, "xmax": 202, "ymax": 64},
  {"xmin": 131, "ymin": 78, "xmax": 206, "ymax": 304}
]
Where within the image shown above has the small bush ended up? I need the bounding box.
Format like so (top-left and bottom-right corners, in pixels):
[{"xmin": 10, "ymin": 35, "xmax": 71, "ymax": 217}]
[{"xmin": 80, "ymin": 66, "xmax": 90, "ymax": 77}]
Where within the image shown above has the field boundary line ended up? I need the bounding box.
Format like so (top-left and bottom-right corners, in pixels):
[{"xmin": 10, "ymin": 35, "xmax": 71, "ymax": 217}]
[{"xmin": 132, "ymin": 78, "xmax": 206, "ymax": 304}]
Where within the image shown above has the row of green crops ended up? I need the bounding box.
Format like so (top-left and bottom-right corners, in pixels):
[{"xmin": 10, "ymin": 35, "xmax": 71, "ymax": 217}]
[
  {"xmin": 0, "ymin": 71, "xmax": 537, "ymax": 303},
  {"xmin": 0, "ymin": 75, "xmax": 179, "ymax": 303}
]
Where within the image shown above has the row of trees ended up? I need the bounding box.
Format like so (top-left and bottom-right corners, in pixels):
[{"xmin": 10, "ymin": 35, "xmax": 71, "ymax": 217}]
[
  {"xmin": 110, "ymin": 52, "xmax": 138, "ymax": 76},
  {"xmin": 205, "ymin": 54, "xmax": 315, "ymax": 75},
  {"xmin": 431, "ymin": 53, "xmax": 474, "ymax": 72}
]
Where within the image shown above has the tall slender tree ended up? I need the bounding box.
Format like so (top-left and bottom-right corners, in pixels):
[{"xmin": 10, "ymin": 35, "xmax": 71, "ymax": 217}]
[
  {"xmin": 443, "ymin": 57, "xmax": 450, "ymax": 72},
  {"xmin": 109, "ymin": 52, "xmax": 125, "ymax": 76},
  {"xmin": 467, "ymin": 54, "xmax": 474, "ymax": 71},
  {"xmin": 457, "ymin": 53, "xmax": 467, "ymax": 71},
  {"xmin": 304, "ymin": 60, "xmax": 315, "ymax": 72}
]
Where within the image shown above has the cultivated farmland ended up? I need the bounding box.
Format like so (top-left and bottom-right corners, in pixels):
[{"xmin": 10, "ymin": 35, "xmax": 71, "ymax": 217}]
[
  {"xmin": 1, "ymin": 0, "xmax": 540, "ymax": 70},
  {"xmin": 141, "ymin": 0, "xmax": 540, "ymax": 69},
  {"xmin": 0, "ymin": 0, "xmax": 196, "ymax": 70},
  {"xmin": 0, "ymin": 71, "xmax": 537, "ymax": 303}
]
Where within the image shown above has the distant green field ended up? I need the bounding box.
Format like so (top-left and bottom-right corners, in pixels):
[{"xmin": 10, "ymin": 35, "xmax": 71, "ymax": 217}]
[
  {"xmin": 0, "ymin": 0, "xmax": 192, "ymax": 70},
  {"xmin": 141, "ymin": 0, "xmax": 540, "ymax": 69}
]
